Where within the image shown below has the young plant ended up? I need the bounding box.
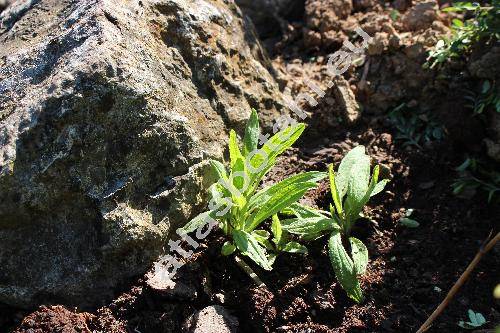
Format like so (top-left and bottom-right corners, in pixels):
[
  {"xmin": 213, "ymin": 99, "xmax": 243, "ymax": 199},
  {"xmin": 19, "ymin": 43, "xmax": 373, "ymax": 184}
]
[
  {"xmin": 178, "ymin": 109, "xmax": 326, "ymax": 271},
  {"xmin": 389, "ymin": 103, "xmax": 444, "ymax": 149},
  {"xmin": 279, "ymin": 146, "xmax": 389, "ymax": 302},
  {"xmin": 458, "ymin": 309, "xmax": 487, "ymax": 329}
]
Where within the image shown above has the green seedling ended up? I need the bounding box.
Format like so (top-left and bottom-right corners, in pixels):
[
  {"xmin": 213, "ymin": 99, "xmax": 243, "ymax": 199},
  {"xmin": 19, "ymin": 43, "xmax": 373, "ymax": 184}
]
[
  {"xmin": 458, "ymin": 309, "xmax": 487, "ymax": 329},
  {"xmin": 178, "ymin": 109, "xmax": 325, "ymax": 271},
  {"xmin": 400, "ymin": 208, "xmax": 420, "ymax": 228},
  {"xmin": 279, "ymin": 146, "xmax": 389, "ymax": 302}
]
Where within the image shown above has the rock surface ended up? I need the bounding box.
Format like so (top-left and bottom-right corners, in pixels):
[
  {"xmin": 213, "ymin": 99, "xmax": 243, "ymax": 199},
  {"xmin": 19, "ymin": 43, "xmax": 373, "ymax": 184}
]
[
  {"xmin": 184, "ymin": 305, "xmax": 238, "ymax": 333},
  {"xmin": 0, "ymin": 0, "xmax": 283, "ymax": 308},
  {"xmin": 235, "ymin": 0, "xmax": 304, "ymax": 37}
]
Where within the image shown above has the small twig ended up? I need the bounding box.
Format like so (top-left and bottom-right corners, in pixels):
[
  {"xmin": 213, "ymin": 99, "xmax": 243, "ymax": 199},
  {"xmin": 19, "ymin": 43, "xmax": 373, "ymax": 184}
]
[
  {"xmin": 234, "ymin": 256, "xmax": 266, "ymax": 288},
  {"xmin": 357, "ymin": 58, "xmax": 370, "ymax": 92},
  {"xmin": 416, "ymin": 231, "xmax": 500, "ymax": 333}
]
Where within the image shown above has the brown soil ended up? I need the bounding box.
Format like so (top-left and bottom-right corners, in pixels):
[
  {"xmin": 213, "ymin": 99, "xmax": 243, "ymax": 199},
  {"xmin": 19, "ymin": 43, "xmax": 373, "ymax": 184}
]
[
  {"xmin": 3, "ymin": 0, "xmax": 500, "ymax": 332},
  {"xmin": 6, "ymin": 117, "xmax": 499, "ymax": 333}
]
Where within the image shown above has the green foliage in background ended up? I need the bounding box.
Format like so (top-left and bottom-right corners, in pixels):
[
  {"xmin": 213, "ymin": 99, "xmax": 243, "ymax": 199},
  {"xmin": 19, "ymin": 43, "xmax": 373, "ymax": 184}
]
[
  {"xmin": 464, "ymin": 80, "xmax": 500, "ymax": 114},
  {"xmin": 452, "ymin": 157, "xmax": 500, "ymax": 203},
  {"xmin": 427, "ymin": 1, "xmax": 500, "ymax": 68},
  {"xmin": 389, "ymin": 103, "xmax": 444, "ymax": 149}
]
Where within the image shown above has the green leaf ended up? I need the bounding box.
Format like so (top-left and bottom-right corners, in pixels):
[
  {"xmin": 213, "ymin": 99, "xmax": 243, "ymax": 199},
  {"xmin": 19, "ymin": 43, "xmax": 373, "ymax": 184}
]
[
  {"xmin": 210, "ymin": 160, "xmax": 228, "ymax": 180},
  {"xmin": 452, "ymin": 18, "xmax": 464, "ymax": 27},
  {"xmin": 178, "ymin": 210, "xmax": 217, "ymax": 234},
  {"xmin": 400, "ymin": 217, "xmax": 420, "ymax": 228},
  {"xmin": 245, "ymin": 181, "xmax": 319, "ymax": 232},
  {"xmin": 350, "ymin": 237, "xmax": 368, "ymax": 275},
  {"xmin": 271, "ymin": 214, "xmax": 282, "ymax": 245},
  {"xmin": 371, "ymin": 179, "xmax": 389, "ymax": 197},
  {"xmin": 243, "ymin": 109, "xmax": 260, "ymax": 157},
  {"xmin": 344, "ymin": 164, "xmax": 380, "ymax": 226},
  {"xmin": 233, "ymin": 229, "xmax": 272, "ymax": 270},
  {"xmin": 282, "ymin": 241, "xmax": 308, "ymax": 254},
  {"xmin": 336, "ymin": 146, "xmax": 367, "ymax": 199},
  {"xmin": 328, "ymin": 231, "xmax": 363, "ymax": 303},
  {"xmin": 247, "ymin": 123, "xmax": 306, "ymax": 192},
  {"xmin": 229, "ymin": 130, "xmax": 243, "ymax": 168},
  {"xmin": 482, "ymin": 80, "xmax": 491, "ymax": 93},
  {"xmin": 281, "ymin": 216, "xmax": 337, "ymax": 240},
  {"xmin": 347, "ymin": 151, "xmax": 371, "ymax": 203},
  {"xmin": 221, "ymin": 241, "xmax": 236, "ymax": 256},
  {"xmin": 247, "ymin": 172, "xmax": 326, "ymax": 213},
  {"xmin": 283, "ymin": 202, "xmax": 330, "ymax": 219},
  {"xmin": 231, "ymin": 157, "xmax": 247, "ymax": 192},
  {"xmin": 329, "ymin": 164, "xmax": 343, "ymax": 214},
  {"xmin": 252, "ymin": 229, "xmax": 270, "ymax": 239}
]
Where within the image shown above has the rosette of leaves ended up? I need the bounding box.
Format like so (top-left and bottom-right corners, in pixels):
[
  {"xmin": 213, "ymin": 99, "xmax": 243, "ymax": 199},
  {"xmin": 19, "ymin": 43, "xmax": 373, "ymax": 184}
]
[
  {"xmin": 178, "ymin": 109, "xmax": 326, "ymax": 271},
  {"xmin": 279, "ymin": 146, "xmax": 389, "ymax": 302}
]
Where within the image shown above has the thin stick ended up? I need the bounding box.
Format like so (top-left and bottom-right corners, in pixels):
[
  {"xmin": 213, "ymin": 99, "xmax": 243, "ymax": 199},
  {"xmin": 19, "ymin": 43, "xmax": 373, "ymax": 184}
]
[
  {"xmin": 416, "ymin": 231, "xmax": 500, "ymax": 333},
  {"xmin": 234, "ymin": 256, "xmax": 266, "ymax": 288}
]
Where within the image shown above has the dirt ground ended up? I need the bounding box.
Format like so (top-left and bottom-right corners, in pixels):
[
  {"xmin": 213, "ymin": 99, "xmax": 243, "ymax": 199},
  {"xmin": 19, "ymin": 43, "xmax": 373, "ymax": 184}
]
[{"xmin": 2, "ymin": 0, "xmax": 499, "ymax": 332}]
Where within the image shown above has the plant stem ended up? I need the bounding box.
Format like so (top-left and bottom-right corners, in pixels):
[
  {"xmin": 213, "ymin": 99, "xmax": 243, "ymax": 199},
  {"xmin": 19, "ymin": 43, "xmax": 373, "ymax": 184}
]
[
  {"xmin": 234, "ymin": 256, "xmax": 266, "ymax": 288},
  {"xmin": 416, "ymin": 231, "xmax": 500, "ymax": 333}
]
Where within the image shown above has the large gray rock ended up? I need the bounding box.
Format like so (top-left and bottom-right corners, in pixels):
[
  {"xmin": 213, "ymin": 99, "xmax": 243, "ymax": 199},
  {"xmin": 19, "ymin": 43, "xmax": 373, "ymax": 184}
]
[{"xmin": 0, "ymin": 0, "xmax": 283, "ymax": 308}]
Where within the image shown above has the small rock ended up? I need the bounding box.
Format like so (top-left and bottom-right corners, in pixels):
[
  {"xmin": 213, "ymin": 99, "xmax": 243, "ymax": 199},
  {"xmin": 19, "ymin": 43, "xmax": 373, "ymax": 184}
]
[
  {"xmin": 379, "ymin": 133, "xmax": 393, "ymax": 147},
  {"xmin": 184, "ymin": 306, "xmax": 238, "ymax": 333},
  {"xmin": 213, "ymin": 293, "xmax": 226, "ymax": 304},
  {"xmin": 331, "ymin": 76, "xmax": 361, "ymax": 124},
  {"xmin": 402, "ymin": 1, "xmax": 438, "ymax": 31},
  {"xmin": 145, "ymin": 260, "xmax": 198, "ymax": 301}
]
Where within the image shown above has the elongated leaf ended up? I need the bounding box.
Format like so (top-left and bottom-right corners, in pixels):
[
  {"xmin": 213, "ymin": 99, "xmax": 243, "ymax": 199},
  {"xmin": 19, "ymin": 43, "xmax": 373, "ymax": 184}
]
[
  {"xmin": 247, "ymin": 172, "xmax": 326, "ymax": 213},
  {"xmin": 328, "ymin": 164, "xmax": 343, "ymax": 214},
  {"xmin": 209, "ymin": 183, "xmax": 222, "ymax": 201},
  {"xmin": 400, "ymin": 217, "xmax": 419, "ymax": 228},
  {"xmin": 350, "ymin": 237, "xmax": 368, "ymax": 275},
  {"xmin": 271, "ymin": 214, "xmax": 282, "ymax": 245},
  {"xmin": 231, "ymin": 157, "xmax": 247, "ymax": 192},
  {"xmin": 347, "ymin": 152, "xmax": 371, "ymax": 203},
  {"xmin": 244, "ymin": 181, "xmax": 318, "ymax": 232},
  {"xmin": 246, "ymin": 123, "xmax": 306, "ymax": 193},
  {"xmin": 285, "ymin": 202, "xmax": 330, "ymax": 219},
  {"xmin": 336, "ymin": 146, "xmax": 366, "ymax": 199},
  {"xmin": 371, "ymin": 179, "xmax": 389, "ymax": 197},
  {"xmin": 344, "ymin": 165, "xmax": 380, "ymax": 226},
  {"xmin": 233, "ymin": 229, "xmax": 272, "ymax": 270},
  {"xmin": 221, "ymin": 241, "xmax": 236, "ymax": 255},
  {"xmin": 281, "ymin": 217, "xmax": 337, "ymax": 240},
  {"xmin": 252, "ymin": 229, "xmax": 270, "ymax": 239},
  {"xmin": 243, "ymin": 109, "xmax": 260, "ymax": 157},
  {"xmin": 328, "ymin": 231, "xmax": 363, "ymax": 303},
  {"xmin": 229, "ymin": 130, "xmax": 243, "ymax": 168},
  {"xmin": 178, "ymin": 210, "xmax": 217, "ymax": 234},
  {"xmin": 282, "ymin": 241, "xmax": 308, "ymax": 254},
  {"xmin": 210, "ymin": 160, "xmax": 228, "ymax": 179}
]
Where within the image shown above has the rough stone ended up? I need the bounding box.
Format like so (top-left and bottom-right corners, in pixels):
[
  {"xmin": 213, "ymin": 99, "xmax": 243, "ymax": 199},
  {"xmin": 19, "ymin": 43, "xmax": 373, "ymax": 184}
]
[
  {"xmin": 184, "ymin": 305, "xmax": 238, "ymax": 333},
  {"xmin": 402, "ymin": 1, "xmax": 438, "ymax": 32},
  {"xmin": 235, "ymin": 0, "xmax": 305, "ymax": 37},
  {"xmin": 0, "ymin": 0, "xmax": 283, "ymax": 308},
  {"xmin": 331, "ymin": 76, "xmax": 361, "ymax": 124}
]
